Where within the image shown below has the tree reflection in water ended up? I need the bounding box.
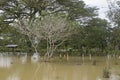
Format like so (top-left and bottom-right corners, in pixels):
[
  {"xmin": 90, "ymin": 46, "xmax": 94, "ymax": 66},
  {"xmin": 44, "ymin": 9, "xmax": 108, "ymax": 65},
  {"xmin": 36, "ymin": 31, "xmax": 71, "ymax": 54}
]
[
  {"xmin": 20, "ymin": 53, "xmax": 27, "ymax": 64},
  {"xmin": 0, "ymin": 55, "xmax": 12, "ymax": 68},
  {"xmin": 31, "ymin": 53, "xmax": 40, "ymax": 63},
  {"xmin": 0, "ymin": 57, "xmax": 119, "ymax": 80},
  {"xmin": 6, "ymin": 73, "xmax": 20, "ymax": 80}
]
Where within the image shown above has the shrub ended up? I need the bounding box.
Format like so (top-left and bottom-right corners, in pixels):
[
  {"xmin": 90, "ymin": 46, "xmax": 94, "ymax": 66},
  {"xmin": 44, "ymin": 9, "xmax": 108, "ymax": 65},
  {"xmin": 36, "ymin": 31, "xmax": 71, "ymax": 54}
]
[
  {"xmin": 92, "ymin": 60, "xmax": 96, "ymax": 65},
  {"xmin": 103, "ymin": 67, "xmax": 110, "ymax": 78},
  {"xmin": 115, "ymin": 62, "xmax": 118, "ymax": 65}
]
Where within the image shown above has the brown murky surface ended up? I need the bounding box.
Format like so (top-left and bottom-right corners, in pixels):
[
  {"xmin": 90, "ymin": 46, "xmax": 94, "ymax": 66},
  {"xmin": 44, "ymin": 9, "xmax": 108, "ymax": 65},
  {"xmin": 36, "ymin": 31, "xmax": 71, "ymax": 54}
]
[{"xmin": 0, "ymin": 56, "xmax": 119, "ymax": 80}]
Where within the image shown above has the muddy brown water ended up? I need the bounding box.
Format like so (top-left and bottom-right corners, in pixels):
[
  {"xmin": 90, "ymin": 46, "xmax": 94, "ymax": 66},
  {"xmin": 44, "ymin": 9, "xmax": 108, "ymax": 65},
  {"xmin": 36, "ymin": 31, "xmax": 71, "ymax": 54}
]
[{"xmin": 0, "ymin": 56, "xmax": 119, "ymax": 80}]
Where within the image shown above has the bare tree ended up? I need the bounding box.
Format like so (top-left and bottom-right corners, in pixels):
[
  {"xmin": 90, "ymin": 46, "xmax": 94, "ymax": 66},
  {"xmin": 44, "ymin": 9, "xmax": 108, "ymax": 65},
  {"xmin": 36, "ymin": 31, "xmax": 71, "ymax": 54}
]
[
  {"xmin": 13, "ymin": 18, "xmax": 42, "ymax": 55},
  {"xmin": 13, "ymin": 15, "xmax": 74, "ymax": 59},
  {"xmin": 39, "ymin": 15, "xmax": 74, "ymax": 59}
]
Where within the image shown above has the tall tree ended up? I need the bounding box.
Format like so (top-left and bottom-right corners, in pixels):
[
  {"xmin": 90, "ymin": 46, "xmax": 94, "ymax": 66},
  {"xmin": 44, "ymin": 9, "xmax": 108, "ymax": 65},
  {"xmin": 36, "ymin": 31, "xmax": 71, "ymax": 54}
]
[
  {"xmin": 107, "ymin": 0, "xmax": 120, "ymax": 55},
  {"xmin": 13, "ymin": 17, "xmax": 42, "ymax": 54},
  {"xmin": 13, "ymin": 15, "xmax": 74, "ymax": 59},
  {"xmin": 107, "ymin": 0, "xmax": 120, "ymax": 27},
  {"xmin": 0, "ymin": 0, "xmax": 97, "ymax": 24},
  {"xmin": 37, "ymin": 15, "xmax": 74, "ymax": 59},
  {"xmin": 69, "ymin": 18, "xmax": 109, "ymax": 55}
]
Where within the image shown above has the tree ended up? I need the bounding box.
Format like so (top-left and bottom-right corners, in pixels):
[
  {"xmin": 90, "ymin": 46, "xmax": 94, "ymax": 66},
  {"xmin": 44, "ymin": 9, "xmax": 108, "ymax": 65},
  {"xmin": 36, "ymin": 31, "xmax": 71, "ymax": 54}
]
[
  {"xmin": 107, "ymin": 0, "xmax": 120, "ymax": 55},
  {"xmin": 13, "ymin": 15, "xmax": 74, "ymax": 59},
  {"xmin": 69, "ymin": 18, "xmax": 109, "ymax": 56},
  {"xmin": 13, "ymin": 18, "xmax": 42, "ymax": 54},
  {"xmin": 107, "ymin": 0, "xmax": 120, "ymax": 27},
  {"xmin": 0, "ymin": 0, "xmax": 103, "ymax": 57},
  {"xmin": 0, "ymin": 0, "xmax": 98, "ymax": 24},
  {"xmin": 39, "ymin": 15, "xmax": 74, "ymax": 59},
  {"xmin": 66, "ymin": 1, "xmax": 98, "ymax": 20}
]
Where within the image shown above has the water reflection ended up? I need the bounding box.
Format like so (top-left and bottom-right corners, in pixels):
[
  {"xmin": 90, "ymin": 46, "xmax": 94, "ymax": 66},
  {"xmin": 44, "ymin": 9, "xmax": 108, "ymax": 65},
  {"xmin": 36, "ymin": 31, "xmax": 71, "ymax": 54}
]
[
  {"xmin": 109, "ymin": 69, "xmax": 120, "ymax": 80},
  {"xmin": 31, "ymin": 53, "xmax": 40, "ymax": 63},
  {"xmin": 20, "ymin": 54, "xmax": 27, "ymax": 64},
  {"xmin": 7, "ymin": 73, "xmax": 20, "ymax": 80},
  {"xmin": 30, "ymin": 63, "xmax": 101, "ymax": 80},
  {"xmin": 0, "ymin": 57, "xmax": 119, "ymax": 80},
  {"xmin": 109, "ymin": 74, "xmax": 120, "ymax": 80},
  {"xmin": 96, "ymin": 77, "xmax": 102, "ymax": 80},
  {"xmin": 0, "ymin": 55, "xmax": 12, "ymax": 68}
]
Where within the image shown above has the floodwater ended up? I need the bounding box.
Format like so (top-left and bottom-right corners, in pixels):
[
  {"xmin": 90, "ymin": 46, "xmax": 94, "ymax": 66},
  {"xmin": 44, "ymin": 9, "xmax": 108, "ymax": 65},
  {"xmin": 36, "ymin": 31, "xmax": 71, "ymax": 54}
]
[{"xmin": 0, "ymin": 55, "xmax": 120, "ymax": 80}]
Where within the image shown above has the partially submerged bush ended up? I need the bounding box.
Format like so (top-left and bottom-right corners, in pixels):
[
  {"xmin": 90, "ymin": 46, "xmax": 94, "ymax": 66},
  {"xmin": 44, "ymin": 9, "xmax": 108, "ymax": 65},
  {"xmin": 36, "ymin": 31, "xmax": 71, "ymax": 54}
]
[
  {"xmin": 115, "ymin": 62, "xmax": 119, "ymax": 65},
  {"xmin": 103, "ymin": 67, "xmax": 110, "ymax": 78},
  {"xmin": 92, "ymin": 60, "xmax": 96, "ymax": 65}
]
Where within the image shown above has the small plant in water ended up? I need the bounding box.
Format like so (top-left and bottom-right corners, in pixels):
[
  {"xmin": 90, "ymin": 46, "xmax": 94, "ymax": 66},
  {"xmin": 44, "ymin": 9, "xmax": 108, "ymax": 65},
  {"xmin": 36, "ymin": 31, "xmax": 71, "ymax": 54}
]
[
  {"xmin": 103, "ymin": 67, "xmax": 110, "ymax": 78},
  {"xmin": 114, "ymin": 62, "xmax": 118, "ymax": 65},
  {"xmin": 92, "ymin": 60, "xmax": 96, "ymax": 65}
]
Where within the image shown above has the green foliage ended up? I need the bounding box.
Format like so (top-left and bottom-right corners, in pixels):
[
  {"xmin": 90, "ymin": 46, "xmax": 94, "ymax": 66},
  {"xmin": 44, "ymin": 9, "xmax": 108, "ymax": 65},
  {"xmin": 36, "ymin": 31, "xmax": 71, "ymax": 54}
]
[
  {"xmin": 67, "ymin": 1, "xmax": 98, "ymax": 20},
  {"xmin": 68, "ymin": 18, "xmax": 108, "ymax": 54},
  {"xmin": 103, "ymin": 67, "xmax": 110, "ymax": 78},
  {"xmin": 107, "ymin": 0, "xmax": 120, "ymax": 27},
  {"xmin": 1, "ymin": 0, "xmax": 120, "ymax": 57},
  {"xmin": 0, "ymin": 0, "xmax": 98, "ymax": 24},
  {"xmin": 92, "ymin": 60, "xmax": 96, "ymax": 65}
]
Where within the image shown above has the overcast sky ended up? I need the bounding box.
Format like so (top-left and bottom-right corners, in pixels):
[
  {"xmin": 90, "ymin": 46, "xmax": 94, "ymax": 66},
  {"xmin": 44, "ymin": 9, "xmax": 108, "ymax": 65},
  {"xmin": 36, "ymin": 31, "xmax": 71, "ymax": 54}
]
[{"xmin": 83, "ymin": 0, "xmax": 109, "ymax": 19}]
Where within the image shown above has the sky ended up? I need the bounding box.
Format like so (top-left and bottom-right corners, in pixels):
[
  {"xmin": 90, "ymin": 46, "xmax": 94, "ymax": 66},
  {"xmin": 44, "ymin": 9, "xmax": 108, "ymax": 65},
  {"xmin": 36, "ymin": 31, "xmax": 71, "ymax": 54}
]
[{"xmin": 83, "ymin": 0, "xmax": 109, "ymax": 19}]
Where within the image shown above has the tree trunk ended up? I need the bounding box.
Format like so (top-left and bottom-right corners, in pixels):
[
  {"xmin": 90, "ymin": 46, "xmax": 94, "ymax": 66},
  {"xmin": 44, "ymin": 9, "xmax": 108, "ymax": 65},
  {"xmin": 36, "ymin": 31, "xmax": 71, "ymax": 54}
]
[
  {"xmin": 44, "ymin": 38, "xmax": 50, "ymax": 60},
  {"xmin": 66, "ymin": 53, "xmax": 69, "ymax": 61},
  {"xmin": 89, "ymin": 54, "xmax": 92, "ymax": 60},
  {"xmin": 82, "ymin": 54, "xmax": 84, "ymax": 64},
  {"xmin": 106, "ymin": 54, "xmax": 111, "ymax": 68}
]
